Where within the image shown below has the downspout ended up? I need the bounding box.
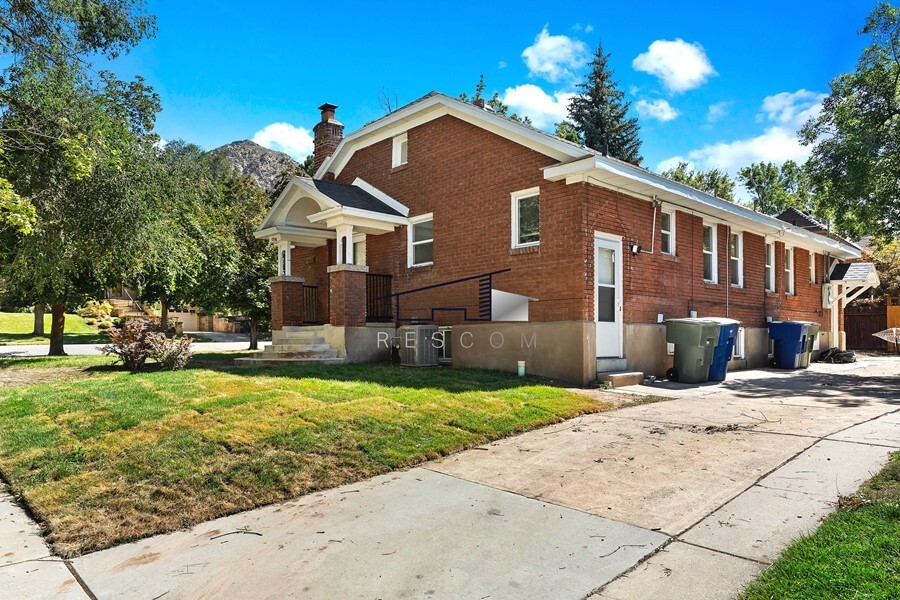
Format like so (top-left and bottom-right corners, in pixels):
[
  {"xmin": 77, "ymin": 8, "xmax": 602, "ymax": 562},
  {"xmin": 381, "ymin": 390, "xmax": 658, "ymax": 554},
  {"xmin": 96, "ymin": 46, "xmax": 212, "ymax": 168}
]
[
  {"xmin": 725, "ymin": 225, "xmax": 730, "ymax": 318},
  {"xmin": 640, "ymin": 196, "xmax": 660, "ymax": 255}
]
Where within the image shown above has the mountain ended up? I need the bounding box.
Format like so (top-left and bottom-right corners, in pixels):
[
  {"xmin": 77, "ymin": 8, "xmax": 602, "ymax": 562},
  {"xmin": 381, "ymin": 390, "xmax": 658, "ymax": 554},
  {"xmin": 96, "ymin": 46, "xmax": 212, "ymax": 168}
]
[{"xmin": 211, "ymin": 140, "xmax": 299, "ymax": 192}]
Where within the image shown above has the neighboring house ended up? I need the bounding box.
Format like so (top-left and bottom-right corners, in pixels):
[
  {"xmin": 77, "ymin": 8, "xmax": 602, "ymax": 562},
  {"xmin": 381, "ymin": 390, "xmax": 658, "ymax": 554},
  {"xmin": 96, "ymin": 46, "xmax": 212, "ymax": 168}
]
[{"xmin": 252, "ymin": 93, "xmax": 877, "ymax": 384}]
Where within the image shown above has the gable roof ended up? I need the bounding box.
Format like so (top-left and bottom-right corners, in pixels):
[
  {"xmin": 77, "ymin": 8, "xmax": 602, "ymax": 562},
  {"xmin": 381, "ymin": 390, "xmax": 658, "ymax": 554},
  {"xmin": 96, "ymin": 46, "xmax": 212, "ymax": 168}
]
[
  {"xmin": 317, "ymin": 91, "xmax": 861, "ymax": 260},
  {"xmin": 830, "ymin": 262, "xmax": 879, "ymax": 284},
  {"xmin": 776, "ymin": 207, "xmax": 828, "ymax": 233},
  {"xmin": 311, "ymin": 179, "xmax": 403, "ymax": 217}
]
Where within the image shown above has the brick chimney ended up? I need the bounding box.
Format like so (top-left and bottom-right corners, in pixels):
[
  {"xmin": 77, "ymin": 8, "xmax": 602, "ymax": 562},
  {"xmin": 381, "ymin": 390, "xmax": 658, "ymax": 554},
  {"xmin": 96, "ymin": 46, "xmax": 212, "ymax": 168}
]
[{"xmin": 313, "ymin": 102, "xmax": 343, "ymax": 176}]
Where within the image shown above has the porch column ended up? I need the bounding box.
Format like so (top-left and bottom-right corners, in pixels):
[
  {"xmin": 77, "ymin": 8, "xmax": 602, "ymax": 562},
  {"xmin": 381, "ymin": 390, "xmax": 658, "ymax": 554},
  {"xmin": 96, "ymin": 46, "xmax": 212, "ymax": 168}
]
[
  {"xmin": 328, "ymin": 264, "xmax": 368, "ymax": 327},
  {"xmin": 335, "ymin": 225, "xmax": 354, "ymax": 265},
  {"xmin": 269, "ymin": 275, "xmax": 305, "ymax": 330},
  {"xmin": 276, "ymin": 240, "xmax": 292, "ymax": 276}
]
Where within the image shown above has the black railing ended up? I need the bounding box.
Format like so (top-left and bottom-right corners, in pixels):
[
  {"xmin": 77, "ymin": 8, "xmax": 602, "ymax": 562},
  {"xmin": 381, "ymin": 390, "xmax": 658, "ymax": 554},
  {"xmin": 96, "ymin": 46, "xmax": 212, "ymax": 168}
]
[
  {"xmin": 302, "ymin": 285, "xmax": 320, "ymax": 324},
  {"xmin": 382, "ymin": 269, "xmax": 511, "ymax": 323},
  {"xmin": 366, "ymin": 274, "xmax": 393, "ymax": 322}
]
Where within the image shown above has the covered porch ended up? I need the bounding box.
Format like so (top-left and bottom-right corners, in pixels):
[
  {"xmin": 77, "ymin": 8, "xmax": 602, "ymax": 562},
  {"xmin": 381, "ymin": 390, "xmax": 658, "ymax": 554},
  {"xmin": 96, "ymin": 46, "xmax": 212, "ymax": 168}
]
[{"xmin": 255, "ymin": 176, "xmax": 408, "ymax": 330}]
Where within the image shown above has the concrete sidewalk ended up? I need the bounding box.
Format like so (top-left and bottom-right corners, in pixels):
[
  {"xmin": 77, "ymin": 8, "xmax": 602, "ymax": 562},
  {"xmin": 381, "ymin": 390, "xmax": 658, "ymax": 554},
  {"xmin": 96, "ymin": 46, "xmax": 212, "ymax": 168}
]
[
  {"xmin": 0, "ymin": 337, "xmax": 269, "ymax": 357},
  {"xmin": 1, "ymin": 357, "xmax": 897, "ymax": 599}
]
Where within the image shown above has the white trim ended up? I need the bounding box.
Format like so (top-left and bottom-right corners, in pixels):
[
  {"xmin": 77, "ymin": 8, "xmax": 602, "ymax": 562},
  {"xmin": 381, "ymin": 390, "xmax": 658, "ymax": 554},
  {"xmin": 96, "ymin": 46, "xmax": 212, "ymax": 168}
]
[
  {"xmin": 594, "ymin": 232, "xmax": 624, "ymax": 358},
  {"xmin": 702, "ymin": 222, "xmax": 718, "ymax": 284},
  {"xmin": 764, "ymin": 241, "xmax": 775, "ymax": 292},
  {"xmin": 784, "ymin": 245, "xmax": 795, "ymax": 296},
  {"xmin": 510, "ymin": 186, "xmax": 541, "ymax": 249},
  {"xmin": 408, "ymin": 213, "xmax": 434, "ymax": 267},
  {"xmin": 391, "ymin": 133, "xmax": 408, "ymax": 168},
  {"xmin": 350, "ymin": 177, "xmax": 410, "ymax": 216},
  {"xmin": 317, "ymin": 93, "xmax": 585, "ymax": 180},
  {"xmin": 544, "ymin": 156, "xmax": 860, "ymax": 259},
  {"xmin": 660, "ymin": 207, "xmax": 676, "ymax": 256},
  {"xmin": 730, "ymin": 231, "xmax": 744, "ymax": 288},
  {"xmin": 808, "ymin": 250, "xmax": 816, "ymax": 284}
]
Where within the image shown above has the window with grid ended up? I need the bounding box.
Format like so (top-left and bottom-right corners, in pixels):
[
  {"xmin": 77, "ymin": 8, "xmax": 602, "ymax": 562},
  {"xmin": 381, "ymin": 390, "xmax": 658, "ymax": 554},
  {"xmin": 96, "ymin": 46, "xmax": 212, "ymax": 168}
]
[
  {"xmin": 703, "ymin": 224, "xmax": 717, "ymax": 282},
  {"xmin": 730, "ymin": 232, "xmax": 743, "ymax": 287},
  {"xmin": 661, "ymin": 210, "xmax": 675, "ymax": 255},
  {"xmin": 408, "ymin": 214, "xmax": 433, "ymax": 267}
]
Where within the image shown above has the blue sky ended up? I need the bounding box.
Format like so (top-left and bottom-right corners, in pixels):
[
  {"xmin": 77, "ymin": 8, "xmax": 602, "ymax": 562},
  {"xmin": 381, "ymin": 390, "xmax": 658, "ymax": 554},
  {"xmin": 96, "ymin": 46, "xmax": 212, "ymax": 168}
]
[{"xmin": 108, "ymin": 0, "xmax": 873, "ymax": 186}]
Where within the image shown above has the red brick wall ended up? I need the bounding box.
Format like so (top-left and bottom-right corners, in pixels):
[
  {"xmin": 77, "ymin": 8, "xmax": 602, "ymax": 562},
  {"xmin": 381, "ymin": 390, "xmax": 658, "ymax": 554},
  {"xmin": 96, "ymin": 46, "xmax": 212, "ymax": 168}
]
[
  {"xmin": 325, "ymin": 113, "xmax": 833, "ymax": 332},
  {"xmin": 291, "ymin": 244, "xmax": 332, "ymax": 324},
  {"xmin": 335, "ymin": 115, "xmax": 585, "ymax": 323},
  {"xmin": 270, "ymin": 280, "xmax": 305, "ymax": 329},
  {"xmin": 328, "ymin": 269, "xmax": 366, "ymax": 327}
]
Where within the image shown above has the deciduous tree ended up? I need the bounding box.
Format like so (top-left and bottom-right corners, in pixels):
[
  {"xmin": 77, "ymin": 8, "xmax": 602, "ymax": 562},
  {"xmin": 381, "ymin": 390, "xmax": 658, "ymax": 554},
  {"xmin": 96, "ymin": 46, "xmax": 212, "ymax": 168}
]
[
  {"xmin": 661, "ymin": 161, "xmax": 736, "ymax": 201},
  {"xmin": 802, "ymin": 2, "xmax": 900, "ymax": 239}
]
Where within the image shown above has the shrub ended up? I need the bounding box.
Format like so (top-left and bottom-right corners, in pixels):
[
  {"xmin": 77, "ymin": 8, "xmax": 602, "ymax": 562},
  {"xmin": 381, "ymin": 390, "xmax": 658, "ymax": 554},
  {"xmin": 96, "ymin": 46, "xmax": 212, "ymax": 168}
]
[
  {"xmin": 147, "ymin": 334, "xmax": 193, "ymax": 371},
  {"xmin": 96, "ymin": 321, "xmax": 113, "ymax": 329},
  {"xmin": 102, "ymin": 320, "xmax": 153, "ymax": 371},
  {"xmin": 84, "ymin": 318, "xmax": 97, "ymax": 325},
  {"xmin": 79, "ymin": 300, "xmax": 114, "ymax": 320}
]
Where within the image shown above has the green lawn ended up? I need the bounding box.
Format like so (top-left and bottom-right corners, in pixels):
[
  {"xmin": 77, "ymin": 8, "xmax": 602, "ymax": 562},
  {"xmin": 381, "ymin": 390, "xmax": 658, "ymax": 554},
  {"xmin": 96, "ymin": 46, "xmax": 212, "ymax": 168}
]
[
  {"xmin": 0, "ymin": 360, "xmax": 614, "ymax": 557},
  {"xmin": 0, "ymin": 311, "xmax": 108, "ymax": 345},
  {"xmin": 741, "ymin": 452, "xmax": 900, "ymax": 599}
]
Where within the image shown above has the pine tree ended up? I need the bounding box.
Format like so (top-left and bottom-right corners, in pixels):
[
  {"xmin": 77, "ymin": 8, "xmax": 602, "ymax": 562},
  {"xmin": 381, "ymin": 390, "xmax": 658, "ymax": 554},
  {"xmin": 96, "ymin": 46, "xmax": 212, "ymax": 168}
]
[{"xmin": 568, "ymin": 43, "xmax": 642, "ymax": 163}]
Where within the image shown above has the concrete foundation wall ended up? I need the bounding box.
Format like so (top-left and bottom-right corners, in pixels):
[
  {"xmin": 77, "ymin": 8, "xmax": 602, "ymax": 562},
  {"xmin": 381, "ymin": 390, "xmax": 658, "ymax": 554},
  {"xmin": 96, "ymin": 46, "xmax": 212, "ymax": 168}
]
[
  {"xmin": 451, "ymin": 321, "xmax": 596, "ymax": 386},
  {"xmin": 320, "ymin": 324, "xmax": 395, "ymax": 363}
]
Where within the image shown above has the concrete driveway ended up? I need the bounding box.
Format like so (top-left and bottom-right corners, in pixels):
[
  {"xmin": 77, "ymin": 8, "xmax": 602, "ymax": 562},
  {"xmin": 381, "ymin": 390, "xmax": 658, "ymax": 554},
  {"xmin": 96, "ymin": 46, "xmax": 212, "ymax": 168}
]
[{"xmin": 2, "ymin": 356, "xmax": 898, "ymax": 599}]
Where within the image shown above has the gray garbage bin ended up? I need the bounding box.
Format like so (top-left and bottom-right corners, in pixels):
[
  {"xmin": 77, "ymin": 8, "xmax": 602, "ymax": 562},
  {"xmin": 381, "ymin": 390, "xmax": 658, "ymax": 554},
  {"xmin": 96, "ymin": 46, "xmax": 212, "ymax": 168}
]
[
  {"xmin": 799, "ymin": 322, "xmax": 821, "ymax": 368},
  {"xmin": 664, "ymin": 318, "xmax": 722, "ymax": 384}
]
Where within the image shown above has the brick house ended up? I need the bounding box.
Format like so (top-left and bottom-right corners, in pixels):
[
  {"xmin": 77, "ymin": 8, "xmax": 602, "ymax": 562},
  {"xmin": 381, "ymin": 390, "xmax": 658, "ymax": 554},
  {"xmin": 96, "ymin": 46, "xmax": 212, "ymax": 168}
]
[{"xmin": 249, "ymin": 92, "xmax": 869, "ymax": 384}]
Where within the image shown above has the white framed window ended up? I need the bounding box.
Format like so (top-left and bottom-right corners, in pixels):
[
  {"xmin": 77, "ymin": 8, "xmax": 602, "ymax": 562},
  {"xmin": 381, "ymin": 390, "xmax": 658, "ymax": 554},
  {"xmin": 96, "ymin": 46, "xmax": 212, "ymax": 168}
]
[
  {"xmin": 730, "ymin": 232, "xmax": 743, "ymax": 287},
  {"xmin": 785, "ymin": 246, "xmax": 795, "ymax": 295},
  {"xmin": 809, "ymin": 251, "xmax": 816, "ymax": 283},
  {"xmin": 734, "ymin": 327, "xmax": 746, "ymax": 359},
  {"xmin": 391, "ymin": 133, "xmax": 408, "ymax": 168},
  {"xmin": 765, "ymin": 241, "xmax": 775, "ymax": 292},
  {"xmin": 702, "ymin": 223, "xmax": 717, "ymax": 283},
  {"xmin": 660, "ymin": 209, "xmax": 676, "ymax": 255},
  {"xmin": 408, "ymin": 213, "xmax": 433, "ymax": 267},
  {"xmin": 511, "ymin": 187, "xmax": 540, "ymax": 248}
]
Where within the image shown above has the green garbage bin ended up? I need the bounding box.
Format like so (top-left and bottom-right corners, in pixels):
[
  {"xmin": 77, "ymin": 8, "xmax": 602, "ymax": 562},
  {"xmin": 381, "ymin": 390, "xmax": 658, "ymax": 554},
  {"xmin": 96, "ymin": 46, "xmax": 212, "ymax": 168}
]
[
  {"xmin": 664, "ymin": 318, "xmax": 722, "ymax": 384},
  {"xmin": 799, "ymin": 322, "xmax": 821, "ymax": 368}
]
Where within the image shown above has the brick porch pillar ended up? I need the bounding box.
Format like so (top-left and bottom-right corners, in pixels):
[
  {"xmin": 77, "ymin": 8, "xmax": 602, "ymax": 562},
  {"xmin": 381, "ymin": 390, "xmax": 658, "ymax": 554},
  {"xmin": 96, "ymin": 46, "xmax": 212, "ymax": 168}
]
[
  {"xmin": 269, "ymin": 276, "xmax": 305, "ymax": 329},
  {"xmin": 327, "ymin": 264, "xmax": 368, "ymax": 327}
]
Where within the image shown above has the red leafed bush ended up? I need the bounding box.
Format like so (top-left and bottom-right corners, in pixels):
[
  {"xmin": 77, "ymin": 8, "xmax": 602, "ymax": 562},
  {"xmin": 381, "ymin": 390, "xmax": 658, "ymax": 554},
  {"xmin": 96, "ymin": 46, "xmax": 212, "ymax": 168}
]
[{"xmin": 103, "ymin": 320, "xmax": 193, "ymax": 371}]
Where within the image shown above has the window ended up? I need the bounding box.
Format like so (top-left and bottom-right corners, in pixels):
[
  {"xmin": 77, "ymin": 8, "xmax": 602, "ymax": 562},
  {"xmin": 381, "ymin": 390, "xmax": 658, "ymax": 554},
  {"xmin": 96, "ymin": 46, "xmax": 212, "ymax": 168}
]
[
  {"xmin": 660, "ymin": 209, "xmax": 675, "ymax": 255},
  {"xmin": 408, "ymin": 213, "xmax": 433, "ymax": 267},
  {"xmin": 765, "ymin": 242, "xmax": 775, "ymax": 292},
  {"xmin": 734, "ymin": 327, "xmax": 746, "ymax": 359},
  {"xmin": 702, "ymin": 223, "xmax": 717, "ymax": 283},
  {"xmin": 809, "ymin": 251, "xmax": 816, "ymax": 283},
  {"xmin": 511, "ymin": 187, "xmax": 540, "ymax": 248},
  {"xmin": 730, "ymin": 232, "xmax": 743, "ymax": 287},
  {"xmin": 785, "ymin": 247, "xmax": 795, "ymax": 295},
  {"xmin": 392, "ymin": 133, "xmax": 408, "ymax": 168}
]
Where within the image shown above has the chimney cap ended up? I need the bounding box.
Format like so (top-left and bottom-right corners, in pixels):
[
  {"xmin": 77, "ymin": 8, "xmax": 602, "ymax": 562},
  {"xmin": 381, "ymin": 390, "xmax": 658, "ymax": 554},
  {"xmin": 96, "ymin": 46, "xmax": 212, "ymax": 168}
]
[{"xmin": 318, "ymin": 102, "xmax": 339, "ymax": 112}]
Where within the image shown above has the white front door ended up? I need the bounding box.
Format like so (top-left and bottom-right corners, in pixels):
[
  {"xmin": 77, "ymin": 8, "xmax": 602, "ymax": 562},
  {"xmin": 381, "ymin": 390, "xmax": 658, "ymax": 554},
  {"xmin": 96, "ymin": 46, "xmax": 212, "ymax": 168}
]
[{"xmin": 595, "ymin": 234, "xmax": 623, "ymax": 358}]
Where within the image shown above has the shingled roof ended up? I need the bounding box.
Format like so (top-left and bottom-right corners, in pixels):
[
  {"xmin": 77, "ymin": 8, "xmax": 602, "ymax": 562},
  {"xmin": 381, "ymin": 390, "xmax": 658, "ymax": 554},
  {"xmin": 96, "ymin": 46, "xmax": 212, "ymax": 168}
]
[
  {"xmin": 830, "ymin": 262, "xmax": 878, "ymax": 282},
  {"xmin": 310, "ymin": 179, "xmax": 404, "ymax": 217}
]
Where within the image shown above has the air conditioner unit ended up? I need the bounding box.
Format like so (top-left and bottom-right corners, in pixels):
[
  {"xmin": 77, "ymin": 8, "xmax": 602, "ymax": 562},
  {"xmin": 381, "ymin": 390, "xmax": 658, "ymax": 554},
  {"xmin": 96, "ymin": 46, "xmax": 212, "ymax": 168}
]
[{"xmin": 398, "ymin": 324, "xmax": 440, "ymax": 367}]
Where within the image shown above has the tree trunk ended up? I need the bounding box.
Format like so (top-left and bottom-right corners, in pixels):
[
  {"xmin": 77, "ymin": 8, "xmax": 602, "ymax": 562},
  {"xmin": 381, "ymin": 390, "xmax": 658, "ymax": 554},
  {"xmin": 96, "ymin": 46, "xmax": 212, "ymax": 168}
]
[
  {"xmin": 32, "ymin": 304, "xmax": 45, "ymax": 336},
  {"xmin": 159, "ymin": 295, "xmax": 169, "ymax": 337},
  {"xmin": 249, "ymin": 316, "xmax": 258, "ymax": 351},
  {"xmin": 48, "ymin": 303, "xmax": 66, "ymax": 356}
]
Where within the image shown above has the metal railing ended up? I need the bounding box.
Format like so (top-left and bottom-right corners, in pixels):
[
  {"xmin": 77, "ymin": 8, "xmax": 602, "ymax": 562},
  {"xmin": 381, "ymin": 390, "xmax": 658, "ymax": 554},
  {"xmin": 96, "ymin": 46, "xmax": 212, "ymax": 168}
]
[
  {"xmin": 302, "ymin": 285, "xmax": 320, "ymax": 324},
  {"xmin": 381, "ymin": 269, "xmax": 511, "ymax": 323},
  {"xmin": 366, "ymin": 274, "xmax": 394, "ymax": 323}
]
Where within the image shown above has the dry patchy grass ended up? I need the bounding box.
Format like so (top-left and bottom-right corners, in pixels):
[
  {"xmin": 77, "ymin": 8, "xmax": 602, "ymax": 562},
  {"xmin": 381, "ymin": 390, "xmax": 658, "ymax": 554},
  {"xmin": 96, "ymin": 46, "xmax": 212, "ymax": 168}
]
[{"xmin": 0, "ymin": 362, "xmax": 614, "ymax": 557}]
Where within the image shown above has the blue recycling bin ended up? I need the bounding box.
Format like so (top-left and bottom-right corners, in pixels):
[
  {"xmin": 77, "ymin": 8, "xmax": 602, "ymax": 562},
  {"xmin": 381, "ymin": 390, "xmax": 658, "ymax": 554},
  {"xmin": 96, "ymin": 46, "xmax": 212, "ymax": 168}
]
[
  {"xmin": 767, "ymin": 321, "xmax": 809, "ymax": 369},
  {"xmin": 706, "ymin": 318, "xmax": 741, "ymax": 381}
]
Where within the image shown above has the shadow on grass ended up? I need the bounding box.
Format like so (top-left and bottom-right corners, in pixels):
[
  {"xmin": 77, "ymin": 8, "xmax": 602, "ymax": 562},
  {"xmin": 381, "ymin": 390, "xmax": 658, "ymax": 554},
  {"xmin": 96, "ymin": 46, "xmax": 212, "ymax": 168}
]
[{"xmin": 0, "ymin": 332, "xmax": 110, "ymax": 345}]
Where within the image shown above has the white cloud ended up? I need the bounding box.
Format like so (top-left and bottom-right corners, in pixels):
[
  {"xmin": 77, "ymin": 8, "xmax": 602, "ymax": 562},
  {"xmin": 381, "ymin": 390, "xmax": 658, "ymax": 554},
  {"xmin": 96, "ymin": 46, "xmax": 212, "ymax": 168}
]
[
  {"xmin": 584, "ymin": 24, "xmax": 594, "ymax": 33},
  {"xmin": 656, "ymin": 156, "xmax": 693, "ymax": 172},
  {"xmin": 635, "ymin": 99, "xmax": 679, "ymax": 122},
  {"xmin": 760, "ymin": 89, "xmax": 825, "ymax": 129},
  {"xmin": 706, "ymin": 101, "xmax": 731, "ymax": 123},
  {"xmin": 501, "ymin": 84, "xmax": 575, "ymax": 129},
  {"xmin": 521, "ymin": 26, "xmax": 589, "ymax": 83},
  {"xmin": 632, "ymin": 39, "xmax": 716, "ymax": 93},
  {"xmin": 498, "ymin": 60, "xmax": 507, "ymax": 69},
  {"xmin": 251, "ymin": 122, "xmax": 314, "ymax": 161},
  {"xmin": 658, "ymin": 90, "xmax": 825, "ymax": 178}
]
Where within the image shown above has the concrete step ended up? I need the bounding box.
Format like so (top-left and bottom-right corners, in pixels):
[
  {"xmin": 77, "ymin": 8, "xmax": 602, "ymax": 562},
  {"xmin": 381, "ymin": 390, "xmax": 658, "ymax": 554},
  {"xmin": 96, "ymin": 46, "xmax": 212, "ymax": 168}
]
[
  {"xmin": 281, "ymin": 326, "xmax": 326, "ymax": 333},
  {"xmin": 597, "ymin": 371, "xmax": 645, "ymax": 388},
  {"xmin": 271, "ymin": 334, "xmax": 327, "ymax": 345},
  {"xmin": 266, "ymin": 340, "xmax": 332, "ymax": 352},
  {"xmin": 596, "ymin": 357, "xmax": 627, "ymax": 372},
  {"xmin": 233, "ymin": 356, "xmax": 346, "ymax": 367},
  {"xmin": 261, "ymin": 349, "xmax": 339, "ymax": 359}
]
